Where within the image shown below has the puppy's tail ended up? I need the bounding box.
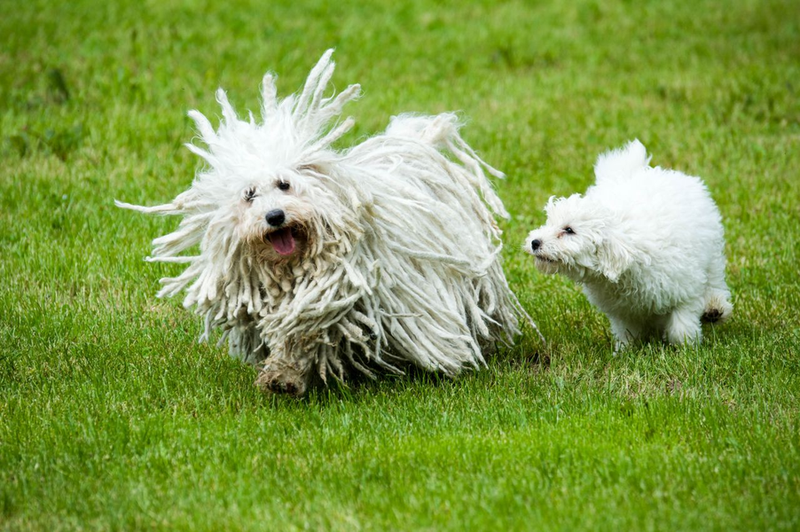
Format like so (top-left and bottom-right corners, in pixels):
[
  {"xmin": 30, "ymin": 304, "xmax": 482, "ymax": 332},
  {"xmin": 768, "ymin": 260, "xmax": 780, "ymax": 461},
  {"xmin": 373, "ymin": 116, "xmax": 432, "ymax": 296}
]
[
  {"xmin": 594, "ymin": 139, "xmax": 651, "ymax": 185},
  {"xmin": 702, "ymin": 290, "xmax": 733, "ymax": 324}
]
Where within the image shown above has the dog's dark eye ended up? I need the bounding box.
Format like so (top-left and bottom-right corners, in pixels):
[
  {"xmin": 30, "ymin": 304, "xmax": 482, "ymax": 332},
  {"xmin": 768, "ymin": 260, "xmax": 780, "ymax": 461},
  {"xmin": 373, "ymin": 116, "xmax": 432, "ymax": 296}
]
[
  {"xmin": 564, "ymin": 226, "xmax": 575, "ymax": 235},
  {"xmin": 277, "ymin": 181, "xmax": 290, "ymax": 191},
  {"xmin": 244, "ymin": 187, "xmax": 257, "ymax": 202}
]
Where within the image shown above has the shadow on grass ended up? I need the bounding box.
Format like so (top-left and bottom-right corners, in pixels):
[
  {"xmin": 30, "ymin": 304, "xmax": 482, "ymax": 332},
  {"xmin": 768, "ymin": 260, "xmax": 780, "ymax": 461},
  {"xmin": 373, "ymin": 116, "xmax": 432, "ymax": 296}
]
[
  {"xmin": 279, "ymin": 336, "xmax": 552, "ymax": 406},
  {"xmin": 239, "ymin": 316, "xmax": 753, "ymax": 409}
]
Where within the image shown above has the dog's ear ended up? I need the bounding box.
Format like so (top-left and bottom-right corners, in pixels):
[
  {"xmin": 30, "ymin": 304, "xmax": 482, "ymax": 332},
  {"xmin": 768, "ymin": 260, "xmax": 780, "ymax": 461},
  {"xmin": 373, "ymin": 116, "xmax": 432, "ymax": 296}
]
[
  {"xmin": 597, "ymin": 230, "xmax": 635, "ymax": 282},
  {"xmin": 298, "ymin": 163, "xmax": 327, "ymax": 176}
]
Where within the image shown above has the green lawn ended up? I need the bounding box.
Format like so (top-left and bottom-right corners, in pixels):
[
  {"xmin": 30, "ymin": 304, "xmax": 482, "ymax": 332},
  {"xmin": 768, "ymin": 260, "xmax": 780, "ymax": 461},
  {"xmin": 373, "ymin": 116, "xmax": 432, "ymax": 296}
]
[{"xmin": 2, "ymin": 0, "xmax": 799, "ymax": 529}]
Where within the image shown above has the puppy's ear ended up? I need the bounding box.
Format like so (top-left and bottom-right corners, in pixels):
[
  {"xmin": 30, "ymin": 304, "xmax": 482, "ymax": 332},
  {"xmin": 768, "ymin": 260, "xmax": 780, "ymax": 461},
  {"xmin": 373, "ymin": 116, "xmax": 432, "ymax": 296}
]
[{"xmin": 597, "ymin": 230, "xmax": 635, "ymax": 282}]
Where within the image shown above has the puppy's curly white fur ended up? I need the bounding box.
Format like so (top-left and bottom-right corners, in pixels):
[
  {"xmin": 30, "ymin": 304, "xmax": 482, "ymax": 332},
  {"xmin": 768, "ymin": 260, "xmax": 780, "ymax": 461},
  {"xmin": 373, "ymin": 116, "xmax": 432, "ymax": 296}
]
[
  {"xmin": 524, "ymin": 140, "xmax": 732, "ymax": 348},
  {"xmin": 117, "ymin": 50, "xmax": 538, "ymax": 395}
]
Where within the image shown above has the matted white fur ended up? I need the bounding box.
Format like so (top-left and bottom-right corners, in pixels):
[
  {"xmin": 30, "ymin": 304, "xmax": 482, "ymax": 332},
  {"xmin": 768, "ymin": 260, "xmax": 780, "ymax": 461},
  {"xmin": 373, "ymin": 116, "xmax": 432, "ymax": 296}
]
[
  {"xmin": 524, "ymin": 140, "xmax": 732, "ymax": 348},
  {"xmin": 117, "ymin": 50, "xmax": 538, "ymax": 395}
]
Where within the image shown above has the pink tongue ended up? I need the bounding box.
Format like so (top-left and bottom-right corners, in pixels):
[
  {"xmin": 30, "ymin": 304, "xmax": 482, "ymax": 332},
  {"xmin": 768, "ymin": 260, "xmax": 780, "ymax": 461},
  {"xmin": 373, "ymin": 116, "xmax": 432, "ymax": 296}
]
[{"xmin": 269, "ymin": 228, "xmax": 296, "ymax": 256}]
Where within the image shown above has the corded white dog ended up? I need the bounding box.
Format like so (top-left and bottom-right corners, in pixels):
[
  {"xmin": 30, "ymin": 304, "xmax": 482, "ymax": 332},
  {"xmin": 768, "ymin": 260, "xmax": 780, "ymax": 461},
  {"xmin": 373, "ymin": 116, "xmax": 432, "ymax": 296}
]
[
  {"xmin": 524, "ymin": 140, "xmax": 732, "ymax": 348},
  {"xmin": 117, "ymin": 50, "xmax": 538, "ymax": 396}
]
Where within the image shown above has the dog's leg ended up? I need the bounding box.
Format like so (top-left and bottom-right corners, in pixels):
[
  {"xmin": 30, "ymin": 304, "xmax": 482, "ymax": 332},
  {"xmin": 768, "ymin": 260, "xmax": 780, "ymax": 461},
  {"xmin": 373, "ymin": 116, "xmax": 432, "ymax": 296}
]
[
  {"xmin": 664, "ymin": 304, "xmax": 703, "ymax": 345},
  {"xmin": 228, "ymin": 324, "xmax": 270, "ymax": 366},
  {"xmin": 255, "ymin": 347, "xmax": 314, "ymax": 397}
]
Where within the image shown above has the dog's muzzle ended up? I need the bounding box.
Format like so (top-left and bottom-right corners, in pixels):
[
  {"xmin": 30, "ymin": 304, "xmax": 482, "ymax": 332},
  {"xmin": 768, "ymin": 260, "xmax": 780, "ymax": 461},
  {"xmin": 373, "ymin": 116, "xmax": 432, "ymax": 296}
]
[
  {"xmin": 265, "ymin": 209, "xmax": 286, "ymax": 227},
  {"xmin": 266, "ymin": 227, "xmax": 296, "ymax": 256}
]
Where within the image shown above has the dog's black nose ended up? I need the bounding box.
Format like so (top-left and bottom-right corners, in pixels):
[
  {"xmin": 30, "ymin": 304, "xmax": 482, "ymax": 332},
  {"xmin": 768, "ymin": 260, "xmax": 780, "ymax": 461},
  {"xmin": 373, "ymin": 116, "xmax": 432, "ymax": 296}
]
[
  {"xmin": 531, "ymin": 239, "xmax": 541, "ymax": 251},
  {"xmin": 265, "ymin": 209, "xmax": 285, "ymax": 227}
]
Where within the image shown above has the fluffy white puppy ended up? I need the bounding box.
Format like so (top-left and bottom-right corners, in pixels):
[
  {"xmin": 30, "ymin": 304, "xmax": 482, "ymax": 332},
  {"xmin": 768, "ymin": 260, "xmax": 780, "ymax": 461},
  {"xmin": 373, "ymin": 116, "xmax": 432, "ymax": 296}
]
[{"xmin": 524, "ymin": 140, "xmax": 732, "ymax": 348}]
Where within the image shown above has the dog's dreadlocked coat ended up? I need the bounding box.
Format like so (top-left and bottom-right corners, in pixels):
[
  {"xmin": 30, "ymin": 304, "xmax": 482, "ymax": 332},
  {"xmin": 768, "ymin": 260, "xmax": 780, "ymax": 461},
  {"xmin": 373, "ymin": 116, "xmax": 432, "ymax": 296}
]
[{"xmin": 117, "ymin": 50, "xmax": 539, "ymax": 395}]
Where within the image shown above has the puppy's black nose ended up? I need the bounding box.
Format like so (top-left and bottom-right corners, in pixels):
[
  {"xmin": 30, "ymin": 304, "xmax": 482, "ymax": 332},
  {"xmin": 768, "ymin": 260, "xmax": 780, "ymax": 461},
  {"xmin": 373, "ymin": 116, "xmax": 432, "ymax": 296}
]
[
  {"xmin": 531, "ymin": 239, "xmax": 541, "ymax": 251},
  {"xmin": 265, "ymin": 209, "xmax": 285, "ymax": 227}
]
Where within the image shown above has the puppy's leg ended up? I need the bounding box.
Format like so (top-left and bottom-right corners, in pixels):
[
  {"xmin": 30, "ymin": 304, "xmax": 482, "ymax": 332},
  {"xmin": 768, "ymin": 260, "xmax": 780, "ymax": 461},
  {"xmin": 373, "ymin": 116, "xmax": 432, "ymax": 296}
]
[
  {"xmin": 665, "ymin": 304, "xmax": 703, "ymax": 345},
  {"xmin": 256, "ymin": 346, "xmax": 314, "ymax": 397},
  {"xmin": 608, "ymin": 315, "xmax": 642, "ymax": 352},
  {"xmin": 702, "ymin": 254, "xmax": 733, "ymax": 323}
]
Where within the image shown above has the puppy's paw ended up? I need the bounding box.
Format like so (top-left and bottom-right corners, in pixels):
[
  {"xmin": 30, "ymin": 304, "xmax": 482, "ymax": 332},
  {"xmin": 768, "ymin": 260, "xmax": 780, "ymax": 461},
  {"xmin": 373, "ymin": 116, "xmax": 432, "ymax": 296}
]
[
  {"xmin": 702, "ymin": 308, "xmax": 723, "ymax": 323},
  {"xmin": 702, "ymin": 293, "xmax": 733, "ymax": 324}
]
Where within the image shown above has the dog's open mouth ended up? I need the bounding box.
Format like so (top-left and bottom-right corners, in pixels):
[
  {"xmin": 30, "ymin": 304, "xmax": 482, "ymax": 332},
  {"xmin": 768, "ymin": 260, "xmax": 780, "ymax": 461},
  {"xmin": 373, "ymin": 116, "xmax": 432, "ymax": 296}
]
[
  {"xmin": 266, "ymin": 227, "xmax": 298, "ymax": 256},
  {"xmin": 535, "ymin": 255, "xmax": 556, "ymax": 263}
]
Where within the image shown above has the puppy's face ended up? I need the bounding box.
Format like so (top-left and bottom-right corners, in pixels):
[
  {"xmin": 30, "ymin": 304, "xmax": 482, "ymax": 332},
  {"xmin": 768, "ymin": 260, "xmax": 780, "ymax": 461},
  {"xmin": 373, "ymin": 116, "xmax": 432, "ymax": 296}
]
[{"xmin": 524, "ymin": 195, "xmax": 630, "ymax": 282}]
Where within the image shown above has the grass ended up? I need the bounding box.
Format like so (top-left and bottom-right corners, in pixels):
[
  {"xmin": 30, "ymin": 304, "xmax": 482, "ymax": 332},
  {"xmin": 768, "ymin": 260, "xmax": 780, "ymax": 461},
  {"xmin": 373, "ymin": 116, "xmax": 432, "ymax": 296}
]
[{"xmin": 1, "ymin": 0, "xmax": 799, "ymax": 529}]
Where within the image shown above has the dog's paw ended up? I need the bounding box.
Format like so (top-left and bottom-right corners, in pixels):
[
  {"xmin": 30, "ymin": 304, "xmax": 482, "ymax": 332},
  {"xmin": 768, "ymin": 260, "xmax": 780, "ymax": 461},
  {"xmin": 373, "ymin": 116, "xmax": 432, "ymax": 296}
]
[{"xmin": 255, "ymin": 364, "xmax": 309, "ymax": 397}]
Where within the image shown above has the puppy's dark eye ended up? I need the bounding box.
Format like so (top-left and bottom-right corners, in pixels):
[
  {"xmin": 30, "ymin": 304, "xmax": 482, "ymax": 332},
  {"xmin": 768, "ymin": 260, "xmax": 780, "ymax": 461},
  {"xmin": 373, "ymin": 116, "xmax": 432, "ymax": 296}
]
[
  {"xmin": 564, "ymin": 226, "xmax": 575, "ymax": 235},
  {"xmin": 244, "ymin": 187, "xmax": 257, "ymax": 202},
  {"xmin": 277, "ymin": 181, "xmax": 290, "ymax": 191}
]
